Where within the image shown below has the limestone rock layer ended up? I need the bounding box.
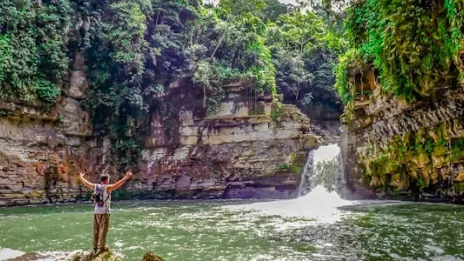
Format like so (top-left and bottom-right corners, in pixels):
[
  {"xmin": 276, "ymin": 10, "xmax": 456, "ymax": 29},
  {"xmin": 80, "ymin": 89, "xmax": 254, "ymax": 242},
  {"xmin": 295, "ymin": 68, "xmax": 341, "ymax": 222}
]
[
  {"xmin": 342, "ymin": 70, "xmax": 464, "ymax": 201},
  {"xmin": 0, "ymin": 78, "xmax": 319, "ymax": 206}
]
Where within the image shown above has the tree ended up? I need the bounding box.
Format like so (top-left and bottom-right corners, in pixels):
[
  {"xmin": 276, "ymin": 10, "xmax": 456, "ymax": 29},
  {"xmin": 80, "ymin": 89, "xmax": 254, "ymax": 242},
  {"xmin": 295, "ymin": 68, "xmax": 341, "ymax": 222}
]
[{"xmin": 268, "ymin": 10, "xmax": 345, "ymax": 108}]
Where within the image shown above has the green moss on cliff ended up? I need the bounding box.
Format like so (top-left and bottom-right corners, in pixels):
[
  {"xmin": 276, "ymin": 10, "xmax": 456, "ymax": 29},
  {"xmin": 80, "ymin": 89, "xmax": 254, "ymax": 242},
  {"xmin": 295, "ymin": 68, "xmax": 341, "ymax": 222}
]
[
  {"xmin": 336, "ymin": 0, "xmax": 464, "ymax": 106},
  {"xmin": 339, "ymin": 26, "xmax": 464, "ymax": 199},
  {"xmin": 362, "ymin": 121, "xmax": 464, "ymax": 193}
]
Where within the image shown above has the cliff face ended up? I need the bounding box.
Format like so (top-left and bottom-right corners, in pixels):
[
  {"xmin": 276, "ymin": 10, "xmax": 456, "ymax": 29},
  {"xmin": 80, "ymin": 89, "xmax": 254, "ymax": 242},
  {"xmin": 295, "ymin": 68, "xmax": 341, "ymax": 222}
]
[
  {"xmin": 0, "ymin": 67, "xmax": 320, "ymax": 206},
  {"xmin": 342, "ymin": 68, "xmax": 464, "ymax": 201},
  {"xmin": 0, "ymin": 0, "xmax": 344, "ymax": 206},
  {"xmin": 0, "ymin": 52, "xmax": 95, "ymax": 206},
  {"xmin": 132, "ymin": 80, "xmax": 320, "ymax": 199}
]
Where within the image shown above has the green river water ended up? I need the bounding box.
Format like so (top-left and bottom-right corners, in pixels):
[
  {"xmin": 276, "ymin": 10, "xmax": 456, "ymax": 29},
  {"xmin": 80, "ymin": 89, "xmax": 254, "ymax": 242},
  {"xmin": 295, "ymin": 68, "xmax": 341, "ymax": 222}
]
[{"xmin": 1, "ymin": 199, "xmax": 464, "ymax": 261}]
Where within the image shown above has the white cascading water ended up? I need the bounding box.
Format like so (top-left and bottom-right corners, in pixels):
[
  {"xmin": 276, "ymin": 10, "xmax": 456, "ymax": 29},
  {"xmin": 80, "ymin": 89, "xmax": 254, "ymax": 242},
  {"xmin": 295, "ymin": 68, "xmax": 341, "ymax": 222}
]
[
  {"xmin": 228, "ymin": 144, "xmax": 352, "ymax": 223},
  {"xmin": 299, "ymin": 144, "xmax": 347, "ymax": 197}
]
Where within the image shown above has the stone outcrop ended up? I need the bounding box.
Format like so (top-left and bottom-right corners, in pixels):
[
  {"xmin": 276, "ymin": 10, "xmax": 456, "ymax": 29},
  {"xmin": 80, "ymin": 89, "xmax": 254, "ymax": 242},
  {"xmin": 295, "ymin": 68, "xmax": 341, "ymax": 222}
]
[
  {"xmin": 6, "ymin": 248, "xmax": 165, "ymax": 261},
  {"xmin": 0, "ymin": 98, "xmax": 93, "ymax": 206},
  {"xmin": 141, "ymin": 252, "xmax": 165, "ymax": 261},
  {"xmin": 0, "ymin": 73, "xmax": 321, "ymax": 205},
  {"xmin": 296, "ymin": 93, "xmax": 342, "ymax": 144},
  {"xmin": 9, "ymin": 249, "xmax": 165, "ymax": 261},
  {"xmin": 68, "ymin": 249, "xmax": 120, "ymax": 261},
  {"xmin": 127, "ymin": 81, "xmax": 321, "ymax": 199},
  {"xmin": 0, "ymin": 50, "xmax": 95, "ymax": 206},
  {"xmin": 342, "ymin": 67, "xmax": 464, "ymax": 201},
  {"xmin": 67, "ymin": 53, "xmax": 89, "ymax": 100}
]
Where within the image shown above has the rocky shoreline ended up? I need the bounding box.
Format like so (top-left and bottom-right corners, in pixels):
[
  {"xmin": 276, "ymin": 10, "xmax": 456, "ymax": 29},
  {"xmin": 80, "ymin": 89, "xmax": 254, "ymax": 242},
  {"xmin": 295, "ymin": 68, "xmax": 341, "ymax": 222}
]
[{"xmin": 4, "ymin": 248, "xmax": 164, "ymax": 261}]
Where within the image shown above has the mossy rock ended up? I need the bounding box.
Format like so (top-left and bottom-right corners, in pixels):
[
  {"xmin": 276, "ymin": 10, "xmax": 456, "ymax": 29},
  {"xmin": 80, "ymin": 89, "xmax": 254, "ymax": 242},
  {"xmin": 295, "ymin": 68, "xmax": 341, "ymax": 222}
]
[
  {"xmin": 301, "ymin": 134, "xmax": 322, "ymax": 150},
  {"xmin": 68, "ymin": 249, "xmax": 120, "ymax": 261},
  {"xmin": 9, "ymin": 253, "xmax": 49, "ymax": 261},
  {"xmin": 25, "ymin": 191, "xmax": 45, "ymax": 199},
  {"xmin": 141, "ymin": 252, "xmax": 165, "ymax": 261},
  {"xmin": 455, "ymin": 171, "xmax": 464, "ymax": 182},
  {"xmin": 389, "ymin": 174, "xmax": 409, "ymax": 190},
  {"xmin": 15, "ymin": 249, "xmax": 165, "ymax": 261}
]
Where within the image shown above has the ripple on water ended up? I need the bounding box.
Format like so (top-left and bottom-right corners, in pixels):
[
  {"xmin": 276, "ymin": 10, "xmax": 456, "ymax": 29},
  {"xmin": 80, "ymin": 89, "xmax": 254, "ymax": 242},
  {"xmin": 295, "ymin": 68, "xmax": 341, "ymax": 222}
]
[{"xmin": 2, "ymin": 200, "xmax": 464, "ymax": 260}]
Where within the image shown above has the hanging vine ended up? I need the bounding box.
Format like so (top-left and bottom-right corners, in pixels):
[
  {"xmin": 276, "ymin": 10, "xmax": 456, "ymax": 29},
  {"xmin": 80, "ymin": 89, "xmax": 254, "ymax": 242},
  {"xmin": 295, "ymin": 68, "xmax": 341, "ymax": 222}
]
[{"xmin": 336, "ymin": 0, "xmax": 464, "ymax": 107}]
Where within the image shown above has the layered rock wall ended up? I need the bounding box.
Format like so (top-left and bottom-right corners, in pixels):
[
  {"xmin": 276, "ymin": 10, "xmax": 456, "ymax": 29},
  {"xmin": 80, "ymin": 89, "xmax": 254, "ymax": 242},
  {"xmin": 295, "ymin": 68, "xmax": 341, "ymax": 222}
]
[
  {"xmin": 0, "ymin": 98, "xmax": 93, "ymax": 206},
  {"xmin": 130, "ymin": 81, "xmax": 320, "ymax": 199},
  {"xmin": 0, "ymin": 75, "xmax": 320, "ymax": 205},
  {"xmin": 0, "ymin": 48, "xmax": 96, "ymax": 206},
  {"xmin": 343, "ymin": 68, "xmax": 464, "ymax": 201}
]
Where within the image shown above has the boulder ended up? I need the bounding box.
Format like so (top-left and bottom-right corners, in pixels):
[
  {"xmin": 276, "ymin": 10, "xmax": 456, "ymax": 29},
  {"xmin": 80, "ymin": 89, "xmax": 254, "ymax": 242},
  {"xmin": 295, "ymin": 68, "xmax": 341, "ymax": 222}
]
[
  {"xmin": 67, "ymin": 249, "xmax": 120, "ymax": 261},
  {"xmin": 141, "ymin": 252, "xmax": 165, "ymax": 261},
  {"xmin": 66, "ymin": 249, "xmax": 165, "ymax": 261},
  {"xmin": 8, "ymin": 253, "xmax": 50, "ymax": 261}
]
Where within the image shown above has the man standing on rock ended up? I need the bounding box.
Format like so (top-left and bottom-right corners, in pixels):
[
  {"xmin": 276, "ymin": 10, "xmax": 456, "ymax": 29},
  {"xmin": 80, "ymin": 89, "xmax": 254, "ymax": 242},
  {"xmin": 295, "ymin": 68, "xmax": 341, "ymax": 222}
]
[{"xmin": 79, "ymin": 170, "xmax": 133, "ymax": 254}]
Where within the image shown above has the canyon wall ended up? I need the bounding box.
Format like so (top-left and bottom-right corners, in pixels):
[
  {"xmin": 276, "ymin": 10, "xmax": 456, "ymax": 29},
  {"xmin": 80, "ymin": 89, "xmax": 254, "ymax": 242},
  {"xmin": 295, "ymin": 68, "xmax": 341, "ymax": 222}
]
[
  {"xmin": 0, "ymin": 53, "xmax": 95, "ymax": 206},
  {"xmin": 0, "ymin": 60, "xmax": 321, "ymax": 206},
  {"xmin": 342, "ymin": 67, "xmax": 464, "ymax": 201},
  {"xmin": 130, "ymin": 81, "xmax": 321, "ymax": 200}
]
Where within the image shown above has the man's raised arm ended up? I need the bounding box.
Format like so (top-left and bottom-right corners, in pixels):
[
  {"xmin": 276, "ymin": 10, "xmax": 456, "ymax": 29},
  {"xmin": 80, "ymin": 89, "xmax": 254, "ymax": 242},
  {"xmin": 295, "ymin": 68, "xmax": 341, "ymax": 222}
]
[
  {"xmin": 79, "ymin": 172, "xmax": 95, "ymax": 190},
  {"xmin": 107, "ymin": 170, "xmax": 133, "ymax": 192}
]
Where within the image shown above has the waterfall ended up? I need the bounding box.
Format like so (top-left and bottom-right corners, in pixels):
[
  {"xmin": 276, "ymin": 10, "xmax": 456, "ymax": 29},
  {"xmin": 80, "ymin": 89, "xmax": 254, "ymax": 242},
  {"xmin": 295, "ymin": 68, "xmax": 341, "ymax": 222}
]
[
  {"xmin": 298, "ymin": 144, "xmax": 346, "ymax": 197},
  {"xmin": 226, "ymin": 144, "xmax": 352, "ymax": 223},
  {"xmin": 298, "ymin": 151, "xmax": 315, "ymax": 196}
]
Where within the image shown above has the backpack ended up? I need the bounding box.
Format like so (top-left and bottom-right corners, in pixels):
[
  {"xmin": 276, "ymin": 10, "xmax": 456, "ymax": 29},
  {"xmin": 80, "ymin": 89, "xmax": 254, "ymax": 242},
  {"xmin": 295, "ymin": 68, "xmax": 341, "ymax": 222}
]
[{"xmin": 91, "ymin": 185, "xmax": 107, "ymax": 208}]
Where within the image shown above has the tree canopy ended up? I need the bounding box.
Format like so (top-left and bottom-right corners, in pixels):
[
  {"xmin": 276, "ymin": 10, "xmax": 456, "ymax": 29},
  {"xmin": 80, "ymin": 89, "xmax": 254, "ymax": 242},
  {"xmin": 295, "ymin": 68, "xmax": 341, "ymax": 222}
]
[
  {"xmin": 0, "ymin": 0, "xmax": 344, "ymax": 169},
  {"xmin": 336, "ymin": 0, "xmax": 464, "ymax": 108}
]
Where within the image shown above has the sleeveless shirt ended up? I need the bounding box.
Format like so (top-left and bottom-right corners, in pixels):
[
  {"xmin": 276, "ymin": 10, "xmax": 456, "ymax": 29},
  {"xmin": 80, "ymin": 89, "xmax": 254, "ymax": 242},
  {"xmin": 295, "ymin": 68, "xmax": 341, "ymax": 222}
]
[{"xmin": 94, "ymin": 184, "xmax": 111, "ymax": 214}]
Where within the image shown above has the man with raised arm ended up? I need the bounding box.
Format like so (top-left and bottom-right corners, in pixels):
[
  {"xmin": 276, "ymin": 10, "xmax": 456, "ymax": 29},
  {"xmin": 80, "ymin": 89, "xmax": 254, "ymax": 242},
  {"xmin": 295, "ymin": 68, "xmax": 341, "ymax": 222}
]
[{"xmin": 79, "ymin": 170, "xmax": 133, "ymax": 254}]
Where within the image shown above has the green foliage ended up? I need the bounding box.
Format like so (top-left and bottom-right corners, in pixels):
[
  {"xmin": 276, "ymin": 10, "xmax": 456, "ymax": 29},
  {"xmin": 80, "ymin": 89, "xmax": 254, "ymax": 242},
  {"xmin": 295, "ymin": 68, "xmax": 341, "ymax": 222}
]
[
  {"xmin": 34, "ymin": 78, "xmax": 61, "ymax": 103},
  {"xmin": 334, "ymin": 48, "xmax": 359, "ymax": 104},
  {"xmin": 337, "ymin": 0, "xmax": 464, "ymax": 103},
  {"xmin": 191, "ymin": 60, "xmax": 240, "ymax": 115},
  {"xmin": 0, "ymin": 0, "xmax": 71, "ymax": 103},
  {"xmin": 186, "ymin": 4, "xmax": 278, "ymax": 112},
  {"xmin": 262, "ymin": 0, "xmax": 291, "ymax": 22},
  {"xmin": 0, "ymin": 0, "xmax": 344, "ymax": 170},
  {"xmin": 334, "ymin": 48, "xmax": 360, "ymax": 122},
  {"xmin": 187, "ymin": 1, "xmax": 342, "ymax": 114},
  {"xmin": 219, "ymin": 0, "xmax": 266, "ymax": 16},
  {"xmin": 81, "ymin": 0, "xmax": 194, "ymax": 170},
  {"xmin": 271, "ymin": 102, "xmax": 282, "ymax": 121},
  {"xmin": 268, "ymin": 10, "xmax": 345, "ymax": 108},
  {"xmin": 278, "ymin": 163, "xmax": 290, "ymax": 171}
]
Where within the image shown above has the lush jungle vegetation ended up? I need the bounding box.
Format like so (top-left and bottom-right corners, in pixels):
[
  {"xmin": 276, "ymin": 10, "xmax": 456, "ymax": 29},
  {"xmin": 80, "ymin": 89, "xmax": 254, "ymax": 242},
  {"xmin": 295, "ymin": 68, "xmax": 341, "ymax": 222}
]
[
  {"xmin": 335, "ymin": 0, "xmax": 464, "ymax": 195},
  {"xmin": 336, "ymin": 0, "xmax": 464, "ymax": 112},
  {"xmin": 0, "ymin": 0, "xmax": 345, "ymax": 169}
]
